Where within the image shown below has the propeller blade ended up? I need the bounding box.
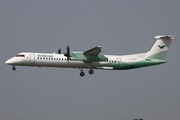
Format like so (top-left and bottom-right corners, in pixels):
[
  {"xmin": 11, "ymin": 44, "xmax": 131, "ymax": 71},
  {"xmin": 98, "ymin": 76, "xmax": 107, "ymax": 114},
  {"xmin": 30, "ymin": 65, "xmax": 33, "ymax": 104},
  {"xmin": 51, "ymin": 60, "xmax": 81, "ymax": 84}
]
[
  {"xmin": 58, "ymin": 48, "xmax": 61, "ymax": 54},
  {"xmin": 67, "ymin": 46, "xmax": 70, "ymax": 55},
  {"xmin": 64, "ymin": 46, "xmax": 71, "ymax": 61}
]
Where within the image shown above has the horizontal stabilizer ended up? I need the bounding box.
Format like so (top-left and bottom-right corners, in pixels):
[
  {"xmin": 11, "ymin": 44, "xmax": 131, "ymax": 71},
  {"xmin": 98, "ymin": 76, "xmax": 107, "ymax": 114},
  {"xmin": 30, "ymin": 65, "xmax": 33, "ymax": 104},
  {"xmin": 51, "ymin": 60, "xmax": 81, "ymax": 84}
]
[{"xmin": 155, "ymin": 35, "xmax": 174, "ymax": 40}]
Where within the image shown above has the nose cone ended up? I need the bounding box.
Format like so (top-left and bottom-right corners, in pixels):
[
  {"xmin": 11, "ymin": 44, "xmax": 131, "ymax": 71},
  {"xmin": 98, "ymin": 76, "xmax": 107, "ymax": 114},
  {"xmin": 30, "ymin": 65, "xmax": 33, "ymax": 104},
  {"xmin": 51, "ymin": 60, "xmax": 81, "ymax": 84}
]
[{"xmin": 5, "ymin": 58, "xmax": 14, "ymax": 65}]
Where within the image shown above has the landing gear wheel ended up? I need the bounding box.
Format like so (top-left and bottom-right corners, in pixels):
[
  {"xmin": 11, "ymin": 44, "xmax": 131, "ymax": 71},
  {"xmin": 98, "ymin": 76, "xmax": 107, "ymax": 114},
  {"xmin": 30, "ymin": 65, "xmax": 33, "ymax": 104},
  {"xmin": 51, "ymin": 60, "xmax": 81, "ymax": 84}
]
[
  {"xmin": 12, "ymin": 66, "xmax": 16, "ymax": 71},
  {"xmin": 89, "ymin": 69, "xmax": 94, "ymax": 75},
  {"xmin": 80, "ymin": 71, "xmax": 85, "ymax": 77}
]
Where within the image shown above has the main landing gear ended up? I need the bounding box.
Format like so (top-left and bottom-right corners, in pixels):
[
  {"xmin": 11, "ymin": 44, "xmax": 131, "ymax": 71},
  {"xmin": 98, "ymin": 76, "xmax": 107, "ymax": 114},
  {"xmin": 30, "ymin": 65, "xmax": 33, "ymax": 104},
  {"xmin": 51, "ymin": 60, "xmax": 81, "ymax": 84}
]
[
  {"xmin": 89, "ymin": 69, "xmax": 94, "ymax": 75},
  {"xmin": 80, "ymin": 71, "xmax": 85, "ymax": 77},
  {"xmin": 12, "ymin": 66, "xmax": 16, "ymax": 71},
  {"xmin": 79, "ymin": 68, "xmax": 85, "ymax": 77},
  {"xmin": 79, "ymin": 68, "xmax": 94, "ymax": 77}
]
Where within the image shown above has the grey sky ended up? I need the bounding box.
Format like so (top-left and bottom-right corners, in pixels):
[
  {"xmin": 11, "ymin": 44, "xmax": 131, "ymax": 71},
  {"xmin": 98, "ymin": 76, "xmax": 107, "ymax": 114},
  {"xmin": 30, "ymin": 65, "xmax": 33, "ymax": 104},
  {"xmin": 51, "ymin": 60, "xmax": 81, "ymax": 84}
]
[{"xmin": 0, "ymin": 1, "xmax": 180, "ymax": 120}]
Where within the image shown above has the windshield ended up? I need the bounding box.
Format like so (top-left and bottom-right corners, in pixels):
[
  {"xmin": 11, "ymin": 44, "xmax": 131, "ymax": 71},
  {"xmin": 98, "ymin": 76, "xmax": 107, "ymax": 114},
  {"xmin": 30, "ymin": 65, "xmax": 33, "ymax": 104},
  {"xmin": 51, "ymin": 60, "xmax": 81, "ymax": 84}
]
[{"xmin": 16, "ymin": 54, "xmax": 25, "ymax": 57}]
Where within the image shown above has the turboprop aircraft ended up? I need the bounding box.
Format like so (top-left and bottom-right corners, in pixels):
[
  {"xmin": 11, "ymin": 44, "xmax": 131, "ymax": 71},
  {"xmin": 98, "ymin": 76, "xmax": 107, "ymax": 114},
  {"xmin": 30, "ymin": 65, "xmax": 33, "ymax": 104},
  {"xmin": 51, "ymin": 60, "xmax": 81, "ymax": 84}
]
[{"xmin": 5, "ymin": 35, "xmax": 174, "ymax": 77}]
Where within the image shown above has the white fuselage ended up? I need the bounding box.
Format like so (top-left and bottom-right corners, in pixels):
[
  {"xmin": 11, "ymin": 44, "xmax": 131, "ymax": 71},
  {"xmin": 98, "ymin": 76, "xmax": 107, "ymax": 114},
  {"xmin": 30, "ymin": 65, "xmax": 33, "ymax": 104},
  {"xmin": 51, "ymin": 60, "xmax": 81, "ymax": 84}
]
[
  {"xmin": 5, "ymin": 52, "xmax": 120, "ymax": 68},
  {"xmin": 5, "ymin": 52, "xmax": 146, "ymax": 70}
]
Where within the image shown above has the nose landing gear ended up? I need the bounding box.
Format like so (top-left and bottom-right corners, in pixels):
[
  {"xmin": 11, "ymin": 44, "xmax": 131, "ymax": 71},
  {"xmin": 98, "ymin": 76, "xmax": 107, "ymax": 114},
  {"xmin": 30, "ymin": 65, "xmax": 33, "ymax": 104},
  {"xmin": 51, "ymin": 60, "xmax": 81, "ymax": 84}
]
[{"xmin": 12, "ymin": 66, "xmax": 16, "ymax": 71}]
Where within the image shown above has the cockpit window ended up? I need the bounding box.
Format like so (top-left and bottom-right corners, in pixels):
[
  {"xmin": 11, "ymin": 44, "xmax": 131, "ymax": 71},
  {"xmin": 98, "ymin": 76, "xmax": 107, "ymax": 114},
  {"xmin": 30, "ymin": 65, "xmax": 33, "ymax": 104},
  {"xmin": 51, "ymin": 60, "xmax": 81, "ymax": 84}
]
[{"xmin": 16, "ymin": 54, "xmax": 25, "ymax": 57}]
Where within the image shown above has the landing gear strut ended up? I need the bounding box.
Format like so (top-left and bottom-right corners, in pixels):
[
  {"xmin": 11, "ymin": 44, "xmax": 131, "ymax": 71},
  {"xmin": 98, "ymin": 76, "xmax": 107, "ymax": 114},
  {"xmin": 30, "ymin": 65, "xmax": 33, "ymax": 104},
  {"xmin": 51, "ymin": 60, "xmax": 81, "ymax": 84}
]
[
  {"xmin": 87, "ymin": 63, "xmax": 94, "ymax": 75},
  {"xmin": 89, "ymin": 69, "xmax": 94, "ymax": 75},
  {"xmin": 12, "ymin": 66, "xmax": 16, "ymax": 71}
]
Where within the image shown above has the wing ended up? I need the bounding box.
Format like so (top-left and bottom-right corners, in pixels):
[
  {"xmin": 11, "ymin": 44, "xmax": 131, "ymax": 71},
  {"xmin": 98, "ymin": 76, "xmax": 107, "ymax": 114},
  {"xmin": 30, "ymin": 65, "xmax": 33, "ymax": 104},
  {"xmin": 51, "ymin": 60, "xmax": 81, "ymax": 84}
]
[
  {"xmin": 70, "ymin": 46, "xmax": 108, "ymax": 62},
  {"xmin": 83, "ymin": 46, "xmax": 102, "ymax": 55}
]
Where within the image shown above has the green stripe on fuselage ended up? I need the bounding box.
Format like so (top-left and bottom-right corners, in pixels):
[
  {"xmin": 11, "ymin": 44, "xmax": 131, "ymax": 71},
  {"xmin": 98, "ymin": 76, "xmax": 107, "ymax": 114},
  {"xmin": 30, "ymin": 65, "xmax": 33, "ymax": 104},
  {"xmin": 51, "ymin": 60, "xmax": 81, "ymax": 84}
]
[
  {"xmin": 103, "ymin": 59, "xmax": 166, "ymax": 70},
  {"xmin": 146, "ymin": 51, "xmax": 167, "ymax": 60}
]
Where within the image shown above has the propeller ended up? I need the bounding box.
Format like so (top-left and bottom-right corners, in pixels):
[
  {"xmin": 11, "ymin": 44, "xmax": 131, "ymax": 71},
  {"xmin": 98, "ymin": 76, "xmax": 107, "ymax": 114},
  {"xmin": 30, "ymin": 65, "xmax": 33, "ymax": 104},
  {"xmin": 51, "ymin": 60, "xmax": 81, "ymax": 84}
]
[
  {"xmin": 58, "ymin": 48, "xmax": 61, "ymax": 54},
  {"xmin": 64, "ymin": 46, "xmax": 70, "ymax": 60}
]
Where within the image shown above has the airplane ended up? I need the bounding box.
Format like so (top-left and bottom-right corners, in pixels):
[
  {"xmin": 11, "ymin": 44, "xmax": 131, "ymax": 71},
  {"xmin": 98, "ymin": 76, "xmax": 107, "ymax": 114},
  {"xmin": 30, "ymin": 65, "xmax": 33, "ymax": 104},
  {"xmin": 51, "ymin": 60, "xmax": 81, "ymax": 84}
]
[{"xmin": 5, "ymin": 35, "xmax": 174, "ymax": 77}]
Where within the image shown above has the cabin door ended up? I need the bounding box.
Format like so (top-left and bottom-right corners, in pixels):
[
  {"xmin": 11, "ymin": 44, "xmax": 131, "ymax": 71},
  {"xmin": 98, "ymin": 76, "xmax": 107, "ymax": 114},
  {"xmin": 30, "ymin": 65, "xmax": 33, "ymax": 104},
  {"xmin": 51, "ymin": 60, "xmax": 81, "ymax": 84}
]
[
  {"xmin": 30, "ymin": 54, "xmax": 35, "ymax": 64},
  {"xmin": 116, "ymin": 58, "xmax": 121, "ymax": 68}
]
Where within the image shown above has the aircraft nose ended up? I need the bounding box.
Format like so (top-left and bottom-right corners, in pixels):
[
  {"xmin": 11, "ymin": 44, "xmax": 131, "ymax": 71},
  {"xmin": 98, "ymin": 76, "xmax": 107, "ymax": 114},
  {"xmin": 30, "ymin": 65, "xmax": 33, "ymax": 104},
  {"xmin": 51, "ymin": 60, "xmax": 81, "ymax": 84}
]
[{"xmin": 5, "ymin": 58, "xmax": 14, "ymax": 65}]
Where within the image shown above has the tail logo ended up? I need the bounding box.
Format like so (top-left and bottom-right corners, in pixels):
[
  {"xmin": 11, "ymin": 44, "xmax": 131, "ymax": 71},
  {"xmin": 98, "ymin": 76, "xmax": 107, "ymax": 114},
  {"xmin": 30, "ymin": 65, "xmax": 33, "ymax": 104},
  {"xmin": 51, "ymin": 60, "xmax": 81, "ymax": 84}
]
[{"xmin": 158, "ymin": 45, "xmax": 166, "ymax": 49}]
